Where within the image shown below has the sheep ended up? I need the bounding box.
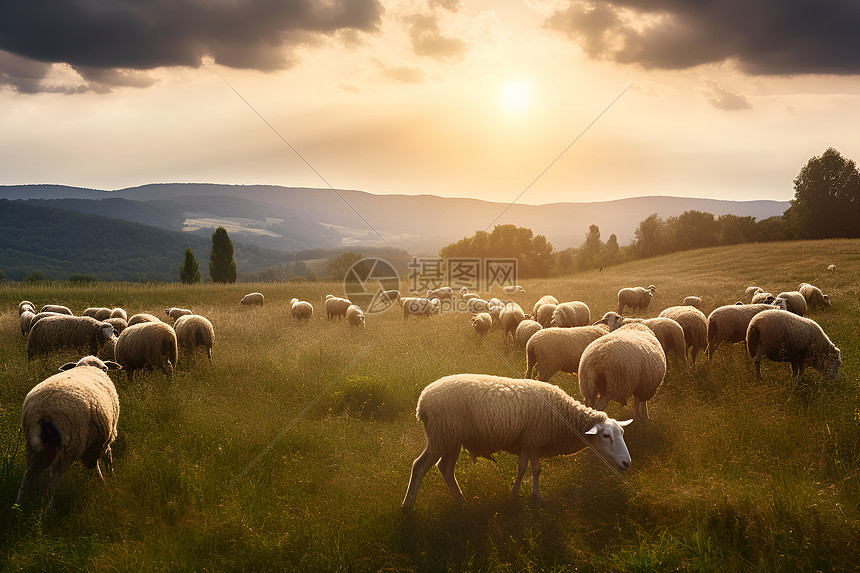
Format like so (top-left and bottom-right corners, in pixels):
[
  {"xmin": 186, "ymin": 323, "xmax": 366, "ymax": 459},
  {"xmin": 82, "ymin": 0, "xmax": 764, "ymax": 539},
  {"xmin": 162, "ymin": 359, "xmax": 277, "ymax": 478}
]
[
  {"xmin": 532, "ymin": 295, "xmax": 559, "ymax": 316},
  {"xmin": 26, "ymin": 316, "xmax": 117, "ymax": 360},
  {"xmin": 109, "ymin": 308, "xmax": 128, "ymax": 321},
  {"xmin": 515, "ymin": 319, "xmax": 542, "ymax": 348},
  {"xmin": 240, "ymin": 292, "xmax": 265, "ymax": 306},
  {"xmin": 616, "ymin": 285, "xmax": 656, "ymax": 315},
  {"xmin": 346, "ymin": 304, "xmax": 366, "ymax": 327},
  {"xmin": 400, "ymin": 374, "xmax": 632, "ymax": 510},
  {"xmin": 82, "ymin": 307, "xmax": 112, "ymax": 321},
  {"xmin": 549, "ymin": 301, "xmax": 591, "ymax": 328},
  {"xmin": 503, "ymin": 285, "xmax": 525, "ymax": 295},
  {"xmin": 596, "ymin": 312, "xmax": 687, "ymax": 368},
  {"xmin": 289, "ymin": 298, "xmax": 314, "ymax": 320},
  {"xmin": 827, "ymin": 264, "xmax": 837, "ymax": 272},
  {"xmin": 658, "ymin": 306, "xmax": 708, "ymax": 365},
  {"xmin": 127, "ymin": 313, "xmax": 162, "ymax": 326},
  {"xmin": 705, "ymin": 302, "xmax": 787, "ymax": 358},
  {"xmin": 499, "ymin": 303, "xmax": 526, "ymax": 343},
  {"xmin": 745, "ymin": 286, "xmax": 764, "ymax": 299},
  {"xmin": 104, "ymin": 317, "xmax": 128, "ymax": 334},
  {"xmin": 751, "ymin": 291, "xmax": 776, "ymax": 305},
  {"xmin": 776, "ymin": 291, "xmax": 807, "ymax": 316},
  {"xmin": 19, "ymin": 309, "xmax": 35, "ymax": 337},
  {"xmin": 39, "ymin": 304, "xmax": 73, "ymax": 316},
  {"xmin": 427, "ymin": 287, "xmax": 454, "ymax": 300},
  {"xmin": 798, "ymin": 283, "xmax": 831, "ymax": 309},
  {"xmin": 15, "ymin": 355, "xmax": 122, "ymax": 513},
  {"xmin": 379, "ymin": 290, "xmax": 401, "ymax": 305},
  {"xmin": 26, "ymin": 311, "xmax": 64, "ymax": 335},
  {"xmin": 173, "ymin": 314, "xmax": 214, "ymax": 363},
  {"xmin": 402, "ymin": 297, "xmax": 439, "ymax": 319},
  {"xmin": 470, "ymin": 312, "xmax": 493, "ymax": 337},
  {"xmin": 18, "ymin": 300, "xmax": 35, "ymax": 314},
  {"xmin": 535, "ymin": 303, "xmax": 557, "ymax": 328},
  {"xmin": 683, "ymin": 296, "xmax": 702, "ymax": 309},
  {"xmin": 164, "ymin": 307, "xmax": 193, "ymax": 322},
  {"xmin": 487, "ymin": 298, "xmax": 505, "ymax": 326},
  {"xmin": 466, "ymin": 298, "xmax": 491, "ymax": 314},
  {"xmin": 746, "ymin": 309, "xmax": 841, "ymax": 381},
  {"xmin": 578, "ymin": 323, "xmax": 667, "ymax": 422},
  {"xmin": 325, "ymin": 296, "xmax": 352, "ymax": 320},
  {"xmin": 461, "ymin": 292, "xmax": 481, "ymax": 302},
  {"xmin": 459, "ymin": 286, "xmax": 469, "ymax": 296},
  {"xmin": 525, "ymin": 325, "xmax": 608, "ymax": 382},
  {"xmin": 114, "ymin": 321, "xmax": 178, "ymax": 381}
]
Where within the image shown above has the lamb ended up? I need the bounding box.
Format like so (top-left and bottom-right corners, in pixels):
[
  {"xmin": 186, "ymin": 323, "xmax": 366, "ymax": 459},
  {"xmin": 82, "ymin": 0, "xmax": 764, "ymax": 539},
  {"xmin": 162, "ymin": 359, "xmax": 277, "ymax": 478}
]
[
  {"xmin": 164, "ymin": 307, "xmax": 193, "ymax": 322},
  {"xmin": 532, "ymin": 295, "xmax": 559, "ymax": 316},
  {"xmin": 325, "ymin": 296, "xmax": 352, "ymax": 320},
  {"xmin": 470, "ymin": 312, "xmax": 493, "ymax": 337},
  {"xmin": 515, "ymin": 319, "xmax": 542, "ymax": 347},
  {"xmin": 503, "ymin": 285, "xmax": 525, "ymax": 295},
  {"xmin": 82, "ymin": 307, "xmax": 112, "ymax": 321},
  {"xmin": 616, "ymin": 285, "xmax": 656, "ymax": 315},
  {"xmin": 499, "ymin": 303, "xmax": 526, "ymax": 343},
  {"xmin": 746, "ymin": 309, "xmax": 841, "ymax": 381},
  {"xmin": 15, "ymin": 355, "xmax": 122, "ymax": 513},
  {"xmin": 346, "ymin": 304, "xmax": 366, "ymax": 327},
  {"xmin": 549, "ymin": 301, "xmax": 591, "ymax": 328},
  {"xmin": 402, "ymin": 297, "xmax": 439, "ymax": 319},
  {"xmin": 114, "ymin": 321, "xmax": 179, "ymax": 381},
  {"xmin": 400, "ymin": 374, "xmax": 632, "ymax": 510},
  {"xmin": 535, "ymin": 303, "xmax": 557, "ymax": 328},
  {"xmin": 705, "ymin": 302, "xmax": 787, "ymax": 359},
  {"xmin": 39, "ymin": 304, "xmax": 73, "ymax": 316},
  {"xmin": 596, "ymin": 312, "xmax": 687, "ymax": 368},
  {"xmin": 683, "ymin": 296, "xmax": 702, "ymax": 309},
  {"xmin": 798, "ymin": 283, "xmax": 831, "ymax": 309},
  {"xmin": 240, "ymin": 292, "xmax": 265, "ymax": 306},
  {"xmin": 578, "ymin": 323, "xmax": 667, "ymax": 422},
  {"xmin": 289, "ymin": 298, "xmax": 314, "ymax": 320},
  {"xmin": 26, "ymin": 316, "xmax": 116, "ymax": 360},
  {"xmin": 776, "ymin": 291, "xmax": 807, "ymax": 316},
  {"xmin": 173, "ymin": 314, "xmax": 215, "ymax": 363},
  {"xmin": 127, "ymin": 313, "xmax": 162, "ymax": 326},
  {"xmin": 658, "ymin": 305, "xmax": 708, "ymax": 365},
  {"xmin": 427, "ymin": 287, "xmax": 454, "ymax": 300},
  {"xmin": 525, "ymin": 325, "xmax": 608, "ymax": 382}
]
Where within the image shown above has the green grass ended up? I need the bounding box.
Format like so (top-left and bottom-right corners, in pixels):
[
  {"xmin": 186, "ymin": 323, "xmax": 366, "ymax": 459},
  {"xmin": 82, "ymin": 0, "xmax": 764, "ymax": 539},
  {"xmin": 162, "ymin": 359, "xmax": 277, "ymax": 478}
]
[{"xmin": 1, "ymin": 238, "xmax": 859, "ymax": 571}]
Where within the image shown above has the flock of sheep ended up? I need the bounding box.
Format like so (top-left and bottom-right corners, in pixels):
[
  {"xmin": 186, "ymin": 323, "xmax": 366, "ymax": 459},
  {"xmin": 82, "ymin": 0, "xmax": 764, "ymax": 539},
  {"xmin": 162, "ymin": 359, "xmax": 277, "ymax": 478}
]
[{"xmin": 10, "ymin": 274, "xmax": 842, "ymax": 514}]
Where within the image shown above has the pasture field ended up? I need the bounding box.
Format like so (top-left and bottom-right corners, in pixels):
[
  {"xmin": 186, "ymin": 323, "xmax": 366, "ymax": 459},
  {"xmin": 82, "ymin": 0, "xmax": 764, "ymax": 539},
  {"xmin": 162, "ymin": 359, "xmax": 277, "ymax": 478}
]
[{"xmin": 1, "ymin": 239, "xmax": 858, "ymax": 571}]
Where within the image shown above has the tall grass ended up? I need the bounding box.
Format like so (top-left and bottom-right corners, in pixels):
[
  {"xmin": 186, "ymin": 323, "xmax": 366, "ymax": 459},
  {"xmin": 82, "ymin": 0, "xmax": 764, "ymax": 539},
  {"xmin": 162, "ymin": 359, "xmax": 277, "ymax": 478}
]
[{"xmin": 1, "ymin": 239, "xmax": 858, "ymax": 571}]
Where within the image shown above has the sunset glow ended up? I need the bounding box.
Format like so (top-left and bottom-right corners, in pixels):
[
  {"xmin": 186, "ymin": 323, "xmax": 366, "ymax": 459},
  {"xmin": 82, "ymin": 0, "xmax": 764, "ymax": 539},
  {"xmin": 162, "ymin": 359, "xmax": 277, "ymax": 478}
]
[{"xmin": 499, "ymin": 80, "xmax": 533, "ymax": 115}]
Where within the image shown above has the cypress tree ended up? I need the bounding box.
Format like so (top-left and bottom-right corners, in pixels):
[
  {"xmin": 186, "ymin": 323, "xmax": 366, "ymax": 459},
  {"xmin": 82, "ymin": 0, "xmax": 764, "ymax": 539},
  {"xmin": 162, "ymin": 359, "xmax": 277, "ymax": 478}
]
[
  {"xmin": 180, "ymin": 246, "xmax": 201, "ymax": 284},
  {"xmin": 209, "ymin": 227, "xmax": 237, "ymax": 283}
]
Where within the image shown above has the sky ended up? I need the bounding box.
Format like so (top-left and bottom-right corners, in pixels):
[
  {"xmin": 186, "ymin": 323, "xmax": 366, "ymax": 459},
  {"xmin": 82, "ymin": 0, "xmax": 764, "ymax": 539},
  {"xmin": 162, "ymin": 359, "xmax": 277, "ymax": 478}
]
[{"xmin": 2, "ymin": 0, "xmax": 860, "ymax": 205}]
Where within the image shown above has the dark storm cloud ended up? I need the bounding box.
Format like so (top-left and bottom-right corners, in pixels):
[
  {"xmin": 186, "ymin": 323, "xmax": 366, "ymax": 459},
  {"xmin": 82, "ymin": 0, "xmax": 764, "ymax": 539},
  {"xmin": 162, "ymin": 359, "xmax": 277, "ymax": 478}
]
[
  {"xmin": 546, "ymin": 0, "xmax": 860, "ymax": 75},
  {"xmin": 0, "ymin": 0, "xmax": 383, "ymax": 92}
]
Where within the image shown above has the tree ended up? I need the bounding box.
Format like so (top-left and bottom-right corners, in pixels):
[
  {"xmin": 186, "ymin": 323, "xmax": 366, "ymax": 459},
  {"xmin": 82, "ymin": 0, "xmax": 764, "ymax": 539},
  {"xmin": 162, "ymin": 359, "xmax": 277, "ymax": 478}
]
[
  {"xmin": 0, "ymin": 269, "xmax": 5, "ymax": 282},
  {"xmin": 667, "ymin": 210, "xmax": 719, "ymax": 251},
  {"xmin": 24, "ymin": 269, "xmax": 46, "ymax": 283},
  {"xmin": 209, "ymin": 227, "xmax": 237, "ymax": 283},
  {"xmin": 307, "ymin": 271, "xmax": 319, "ymax": 282},
  {"xmin": 439, "ymin": 224, "xmax": 554, "ymax": 278},
  {"xmin": 784, "ymin": 147, "xmax": 860, "ymax": 238},
  {"xmin": 632, "ymin": 214, "xmax": 668, "ymax": 259},
  {"xmin": 68, "ymin": 274, "xmax": 97, "ymax": 284},
  {"xmin": 717, "ymin": 214, "xmax": 757, "ymax": 245},
  {"xmin": 603, "ymin": 233, "xmax": 621, "ymax": 266},
  {"xmin": 327, "ymin": 251, "xmax": 363, "ymax": 281},
  {"xmin": 180, "ymin": 246, "xmax": 201, "ymax": 284},
  {"xmin": 294, "ymin": 260, "xmax": 308, "ymax": 276},
  {"xmin": 577, "ymin": 224, "xmax": 603, "ymax": 270}
]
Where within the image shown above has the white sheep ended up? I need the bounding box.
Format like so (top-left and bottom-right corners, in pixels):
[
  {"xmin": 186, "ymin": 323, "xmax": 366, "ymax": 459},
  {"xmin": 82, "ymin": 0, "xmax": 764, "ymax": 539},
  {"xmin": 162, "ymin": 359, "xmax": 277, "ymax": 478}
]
[
  {"xmin": 114, "ymin": 321, "xmax": 178, "ymax": 381},
  {"xmin": 683, "ymin": 296, "xmax": 702, "ymax": 309},
  {"xmin": 127, "ymin": 313, "xmax": 162, "ymax": 326},
  {"xmin": 110, "ymin": 308, "xmax": 128, "ymax": 321},
  {"xmin": 19, "ymin": 309, "xmax": 35, "ymax": 337},
  {"xmin": 18, "ymin": 300, "xmax": 35, "ymax": 314},
  {"xmin": 745, "ymin": 286, "xmax": 764, "ymax": 300},
  {"xmin": 776, "ymin": 291, "xmax": 807, "ymax": 316},
  {"xmin": 173, "ymin": 314, "xmax": 215, "ymax": 363},
  {"xmin": 289, "ymin": 298, "xmax": 314, "ymax": 320},
  {"xmin": 325, "ymin": 296, "xmax": 352, "ymax": 320},
  {"xmin": 427, "ymin": 286, "xmax": 454, "ymax": 300},
  {"xmin": 15, "ymin": 355, "xmax": 121, "ymax": 513},
  {"xmin": 706, "ymin": 302, "xmax": 786, "ymax": 358},
  {"xmin": 746, "ymin": 309, "xmax": 841, "ymax": 381},
  {"xmin": 346, "ymin": 304, "xmax": 366, "ymax": 327},
  {"xmin": 499, "ymin": 303, "xmax": 526, "ymax": 343},
  {"xmin": 26, "ymin": 316, "xmax": 116, "ymax": 360},
  {"xmin": 596, "ymin": 312, "xmax": 687, "ymax": 368},
  {"xmin": 616, "ymin": 285, "xmax": 656, "ymax": 315},
  {"xmin": 164, "ymin": 307, "xmax": 193, "ymax": 322},
  {"xmin": 532, "ymin": 295, "xmax": 559, "ymax": 316},
  {"xmin": 549, "ymin": 301, "xmax": 591, "ymax": 328},
  {"xmin": 525, "ymin": 325, "xmax": 608, "ymax": 382},
  {"xmin": 515, "ymin": 319, "xmax": 542, "ymax": 347},
  {"xmin": 827, "ymin": 264, "xmax": 837, "ymax": 272},
  {"xmin": 466, "ymin": 297, "xmax": 491, "ymax": 314},
  {"xmin": 461, "ymin": 292, "xmax": 481, "ymax": 302},
  {"xmin": 751, "ymin": 291, "xmax": 776, "ymax": 305},
  {"xmin": 400, "ymin": 374, "xmax": 632, "ymax": 510},
  {"xmin": 578, "ymin": 323, "xmax": 666, "ymax": 422},
  {"xmin": 39, "ymin": 304, "xmax": 73, "ymax": 316},
  {"xmin": 26, "ymin": 311, "xmax": 64, "ymax": 335},
  {"xmin": 535, "ymin": 303, "xmax": 557, "ymax": 328},
  {"xmin": 82, "ymin": 307, "xmax": 112, "ymax": 321},
  {"xmin": 240, "ymin": 292, "xmax": 265, "ymax": 306},
  {"xmin": 503, "ymin": 285, "xmax": 525, "ymax": 295},
  {"xmin": 487, "ymin": 298, "xmax": 505, "ymax": 326},
  {"xmin": 798, "ymin": 283, "xmax": 831, "ymax": 309},
  {"xmin": 470, "ymin": 312, "xmax": 492, "ymax": 337},
  {"xmin": 402, "ymin": 297, "xmax": 439, "ymax": 319},
  {"xmin": 104, "ymin": 317, "xmax": 128, "ymax": 334},
  {"xmin": 657, "ymin": 305, "xmax": 708, "ymax": 365}
]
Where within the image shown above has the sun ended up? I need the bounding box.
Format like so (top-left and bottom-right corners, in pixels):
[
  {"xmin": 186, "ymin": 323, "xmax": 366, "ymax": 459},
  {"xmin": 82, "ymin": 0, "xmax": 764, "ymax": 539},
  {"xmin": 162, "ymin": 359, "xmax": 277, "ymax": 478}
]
[{"xmin": 499, "ymin": 80, "xmax": 533, "ymax": 115}]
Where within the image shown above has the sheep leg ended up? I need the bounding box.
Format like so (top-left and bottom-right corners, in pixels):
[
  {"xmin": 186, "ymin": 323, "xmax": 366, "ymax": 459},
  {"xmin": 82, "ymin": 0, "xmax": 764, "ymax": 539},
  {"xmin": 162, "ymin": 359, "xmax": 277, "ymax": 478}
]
[
  {"xmin": 752, "ymin": 345, "xmax": 764, "ymax": 379},
  {"xmin": 45, "ymin": 457, "xmax": 74, "ymax": 514},
  {"xmin": 401, "ymin": 446, "xmax": 441, "ymax": 511},
  {"xmin": 437, "ymin": 448, "xmax": 465, "ymax": 504},
  {"xmin": 512, "ymin": 454, "xmax": 529, "ymax": 498},
  {"xmin": 530, "ymin": 455, "xmax": 542, "ymax": 503},
  {"xmin": 15, "ymin": 456, "xmax": 49, "ymax": 506},
  {"xmin": 105, "ymin": 446, "xmax": 115, "ymax": 476},
  {"xmin": 634, "ymin": 396, "xmax": 649, "ymax": 423},
  {"xmin": 95, "ymin": 460, "xmax": 105, "ymax": 483},
  {"xmin": 594, "ymin": 396, "xmax": 610, "ymax": 411}
]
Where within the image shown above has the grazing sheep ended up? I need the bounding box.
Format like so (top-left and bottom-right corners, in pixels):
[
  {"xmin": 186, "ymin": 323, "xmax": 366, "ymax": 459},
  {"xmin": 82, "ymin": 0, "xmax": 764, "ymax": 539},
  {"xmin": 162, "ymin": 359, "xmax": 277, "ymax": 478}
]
[
  {"xmin": 26, "ymin": 316, "xmax": 116, "ymax": 360},
  {"xmin": 164, "ymin": 307, "xmax": 193, "ymax": 322},
  {"xmin": 461, "ymin": 292, "xmax": 481, "ymax": 302},
  {"xmin": 658, "ymin": 306, "xmax": 708, "ymax": 365},
  {"xmin": 532, "ymin": 295, "xmax": 559, "ymax": 316},
  {"xmin": 515, "ymin": 319, "xmax": 542, "ymax": 347},
  {"xmin": 683, "ymin": 296, "xmax": 702, "ymax": 309},
  {"xmin": 82, "ymin": 308, "xmax": 112, "ymax": 321},
  {"xmin": 827, "ymin": 264, "xmax": 837, "ymax": 272},
  {"xmin": 240, "ymin": 292, "xmax": 265, "ymax": 306},
  {"xmin": 776, "ymin": 291, "xmax": 807, "ymax": 316},
  {"xmin": 18, "ymin": 300, "xmax": 35, "ymax": 314},
  {"xmin": 173, "ymin": 314, "xmax": 215, "ymax": 363},
  {"xmin": 751, "ymin": 291, "xmax": 776, "ymax": 305},
  {"xmin": 578, "ymin": 323, "xmax": 666, "ymax": 422},
  {"xmin": 596, "ymin": 312, "xmax": 687, "ymax": 368},
  {"xmin": 103, "ymin": 318, "xmax": 128, "ymax": 338},
  {"xmin": 466, "ymin": 298, "xmax": 491, "ymax": 314},
  {"xmin": 114, "ymin": 322, "xmax": 178, "ymax": 381},
  {"xmin": 19, "ymin": 309, "xmax": 35, "ymax": 337},
  {"xmin": 798, "ymin": 283, "xmax": 831, "ymax": 309},
  {"xmin": 427, "ymin": 287, "xmax": 454, "ymax": 300},
  {"xmin": 746, "ymin": 310, "xmax": 841, "ymax": 381},
  {"xmin": 325, "ymin": 296, "xmax": 352, "ymax": 320},
  {"xmin": 745, "ymin": 286, "xmax": 764, "ymax": 300},
  {"xmin": 15, "ymin": 355, "xmax": 122, "ymax": 513},
  {"xmin": 26, "ymin": 311, "xmax": 64, "ymax": 335},
  {"xmin": 401, "ymin": 374, "xmax": 632, "ymax": 510},
  {"xmin": 39, "ymin": 304, "xmax": 73, "ymax": 316},
  {"xmin": 127, "ymin": 313, "xmax": 162, "ymax": 326},
  {"xmin": 499, "ymin": 303, "xmax": 526, "ymax": 343},
  {"xmin": 503, "ymin": 285, "xmax": 525, "ymax": 295},
  {"xmin": 550, "ymin": 301, "xmax": 591, "ymax": 328},
  {"xmin": 109, "ymin": 308, "xmax": 127, "ymax": 321},
  {"xmin": 487, "ymin": 298, "xmax": 505, "ymax": 326},
  {"xmin": 470, "ymin": 312, "xmax": 493, "ymax": 337},
  {"xmin": 535, "ymin": 303, "xmax": 557, "ymax": 328},
  {"xmin": 705, "ymin": 302, "xmax": 787, "ymax": 358},
  {"xmin": 402, "ymin": 297, "xmax": 439, "ymax": 319},
  {"xmin": 525, "ymin": 325, "xmax": 608, "ymax": 382},
  {"xmin": 289, "ymin": 298, "xmax": 314, "ymax": 320},
  {"xmin": 346, "ymin": 304, "xmax": 366, "ymax": 327},
  {"xmin": 616, "ymin": 285, "xmax": 656, "ymax": 316}
]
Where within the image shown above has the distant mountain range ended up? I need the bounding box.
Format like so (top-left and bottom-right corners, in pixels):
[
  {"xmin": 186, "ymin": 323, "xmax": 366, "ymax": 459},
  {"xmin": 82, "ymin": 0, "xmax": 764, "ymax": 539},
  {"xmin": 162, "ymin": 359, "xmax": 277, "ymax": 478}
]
[{"xmin": 0, "ymin": 183, "xmax": 791, "ymax": 255}]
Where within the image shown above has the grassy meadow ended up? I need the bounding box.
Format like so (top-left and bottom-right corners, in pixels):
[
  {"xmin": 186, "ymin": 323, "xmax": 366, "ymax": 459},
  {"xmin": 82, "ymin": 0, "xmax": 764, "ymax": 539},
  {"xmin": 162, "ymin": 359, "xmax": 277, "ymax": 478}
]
[{"xmin": 1, "ymin": 239, "xmax": 859, "ymax": 571}]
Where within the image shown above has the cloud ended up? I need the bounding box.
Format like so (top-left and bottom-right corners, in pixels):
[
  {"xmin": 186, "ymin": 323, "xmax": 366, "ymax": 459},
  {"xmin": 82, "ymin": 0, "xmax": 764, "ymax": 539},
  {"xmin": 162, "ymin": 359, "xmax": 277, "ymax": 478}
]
[
  {"xmin": 384, "ymin": 64, "xmax": 430, "ymax": 84},
  {"xmin": 0, "ymin": 0, "xmax": 384, "ymax": 93},
  {"xmin": 408, "ymin": 14, "xmax": 469, "ymax": 61},
  {"xmin": 698, "ymin": 77, "xmax": 751, "ymax": 111},
  {"xmin": 544, "ymin": 0, "xmax": 860, "ymax": 75}
]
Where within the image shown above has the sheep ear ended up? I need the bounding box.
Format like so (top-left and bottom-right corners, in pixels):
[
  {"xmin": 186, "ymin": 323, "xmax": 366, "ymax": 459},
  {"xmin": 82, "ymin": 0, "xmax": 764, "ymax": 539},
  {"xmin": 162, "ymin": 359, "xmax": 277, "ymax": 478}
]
[
  {"xmin": 585, "ymin": 424, "xmax": 601, "ymax": 435},
  {"xmin": 103, "ymin": 361, "xmax": 123, "ymax": 371},
  {"xmin": 58, "ymin": 362, "xmax": 77, "ymax": 371}
]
